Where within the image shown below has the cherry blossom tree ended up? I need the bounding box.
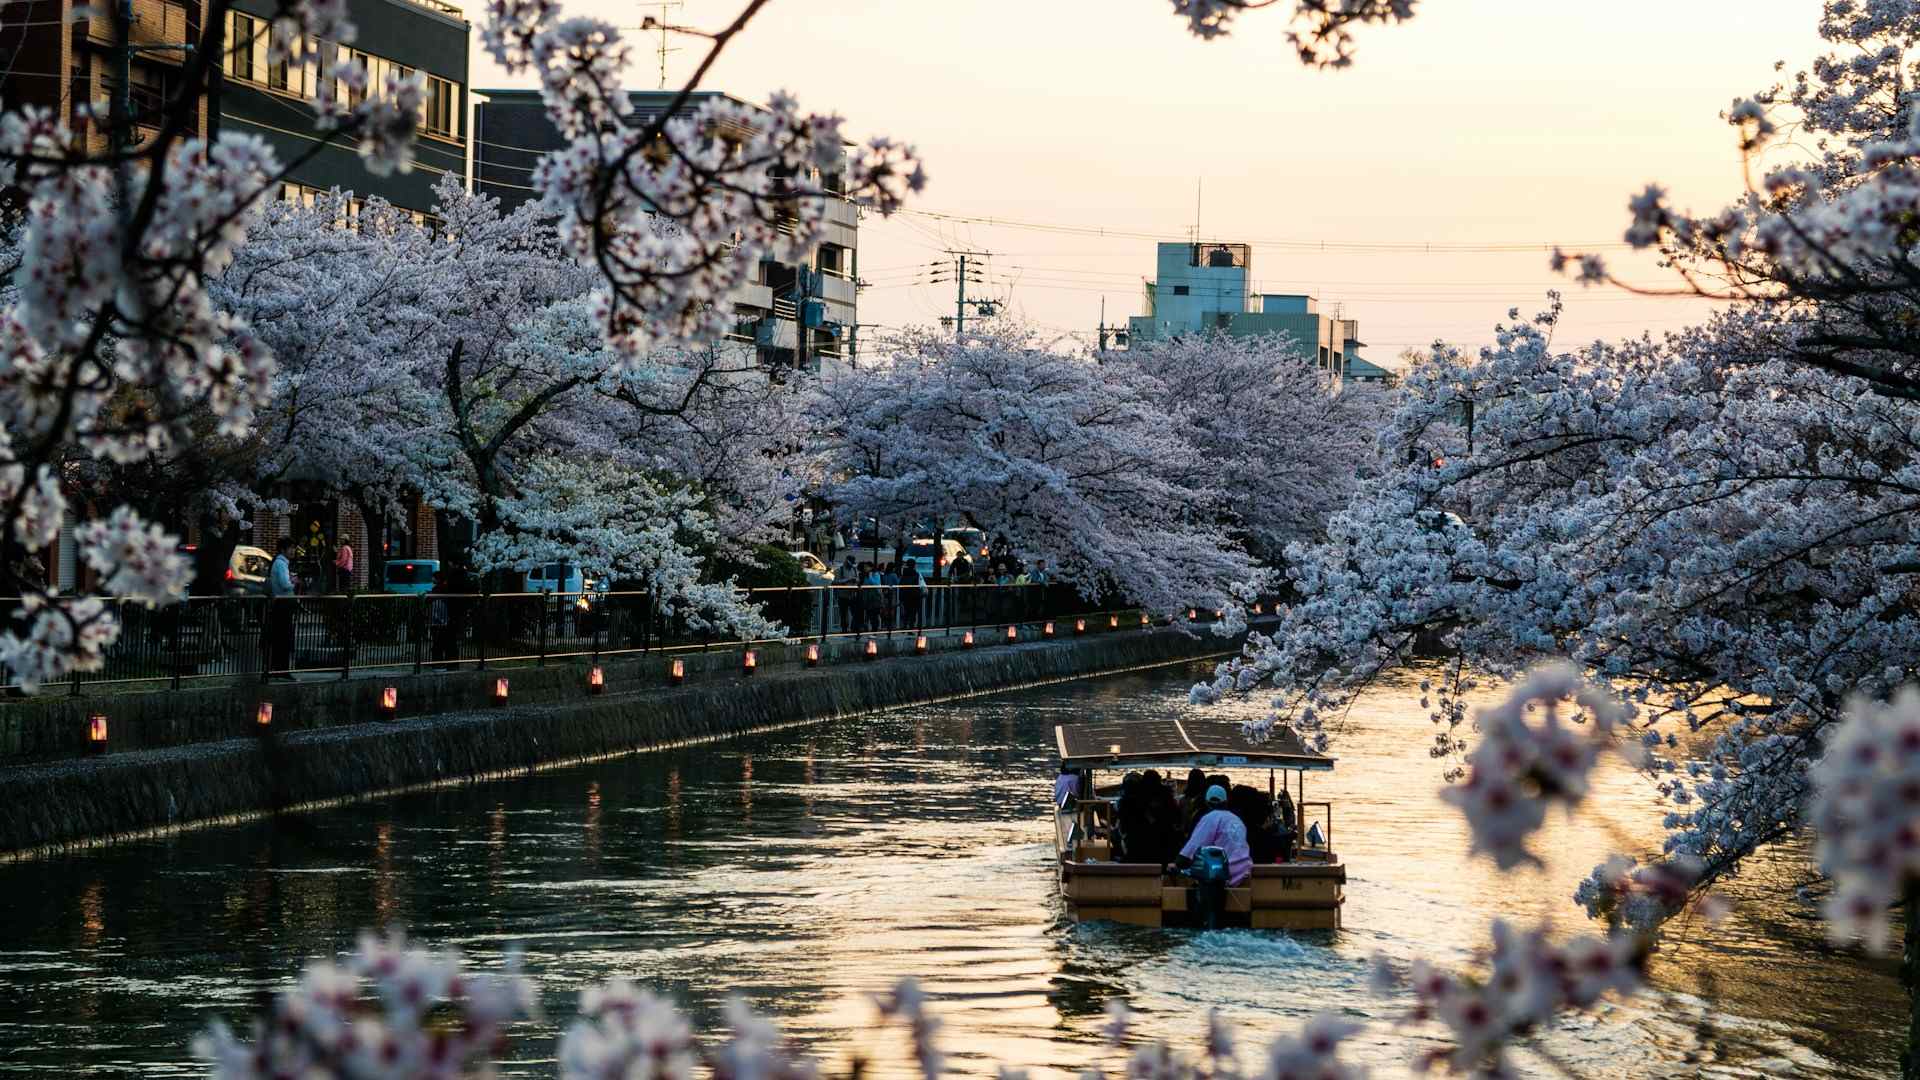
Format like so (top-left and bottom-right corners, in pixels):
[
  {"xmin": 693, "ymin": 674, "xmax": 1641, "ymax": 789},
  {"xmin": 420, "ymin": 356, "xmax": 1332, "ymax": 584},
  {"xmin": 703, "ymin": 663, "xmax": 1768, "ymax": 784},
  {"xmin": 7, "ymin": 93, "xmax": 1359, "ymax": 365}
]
[
  {"xmin": 814, "ymin": 325, "xmax": 1268, "ymax": 617},
  {"xmin": 1108, "ymin": 331, "xmax": 1392, "ymax": 563}
]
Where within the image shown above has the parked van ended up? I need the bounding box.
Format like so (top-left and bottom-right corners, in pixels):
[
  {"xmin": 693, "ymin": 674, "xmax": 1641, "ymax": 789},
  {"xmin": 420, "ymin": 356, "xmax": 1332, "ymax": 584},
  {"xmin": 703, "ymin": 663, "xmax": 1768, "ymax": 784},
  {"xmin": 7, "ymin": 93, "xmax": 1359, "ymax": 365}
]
[
  {"xmin": 524, "ymin": 562, "xmax": 585, "ymax": 597},
  {"xmin": 382, "ymin": 558, "xmax": 440, "ymax": 595}
]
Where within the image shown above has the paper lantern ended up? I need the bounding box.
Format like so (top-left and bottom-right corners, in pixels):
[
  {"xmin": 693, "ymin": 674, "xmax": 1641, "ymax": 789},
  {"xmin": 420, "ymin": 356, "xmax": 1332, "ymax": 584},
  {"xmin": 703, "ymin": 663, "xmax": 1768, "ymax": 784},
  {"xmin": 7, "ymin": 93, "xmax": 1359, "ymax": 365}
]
[
  {"xmin": 1109, "ymin": 615, "xmax": 1119, "ymax": 630},
  {"xmin": 588, "ymin": 666, "xmax": 605, "ymax": 694},
  {"xmin": 1075, "ymin": 618, "xmax": 1086, "ymax": 635},
  {"xmin": 255, "ymin": 702, "xmax": 273, "ymax": 730},
  {"xmin": 962, "ymin": 631, "xmax": 975, "ymax": 648},
  {"xmin": 864, "ymin": 639, "xmax": 879, "ymax": 661},
  {"xmin": 1253, "ymin": 603, "xmax": 1263, "ymax": 615},
  {"xmin": 742, "ymin": 649, "xmax": 758, "ymax": 675},
  {"xmin": 915, "ymin": 634, "xmax": 928, "ymax": 655},
  {"xmin": 1043, "ymin": 622, "xmax": 1055, "ymax": 638},
  {"xmin": 1187, "ymin": 608, "xmax": 1198, "ymax": 621},
  {"xmin": 87, "ymin": 714, "xmax": 107, "ymax": 753},
  {"xmin": 1006, "ymin": 625, "xmax": 1018, "ymax": 642},
  {"xmin": 380, "ymin": 686, "xmax": 398, "ymax": 719},
  {"xmin": 669, "ymin": 658, "xmax": 686, "ymax": 686},
  {"xmin": 806, "ymin": 643, "xmax": 820, "ymax": 667},
  {"xmin": 493, "ymin": 677, "xmax": 510, "ymax": 705},
  {"xmin": 1139, "ymin": 613, "xmax": 1150, "ymax": 626}
]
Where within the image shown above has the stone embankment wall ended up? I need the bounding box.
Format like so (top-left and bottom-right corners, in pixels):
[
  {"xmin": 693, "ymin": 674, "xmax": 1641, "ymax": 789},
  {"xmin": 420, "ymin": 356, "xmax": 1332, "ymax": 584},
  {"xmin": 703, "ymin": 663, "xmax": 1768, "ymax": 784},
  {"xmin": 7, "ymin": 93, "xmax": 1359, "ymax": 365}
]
[{"xmin": 0, "ymin": 626, "xmax": 1237, "ymax": 857}]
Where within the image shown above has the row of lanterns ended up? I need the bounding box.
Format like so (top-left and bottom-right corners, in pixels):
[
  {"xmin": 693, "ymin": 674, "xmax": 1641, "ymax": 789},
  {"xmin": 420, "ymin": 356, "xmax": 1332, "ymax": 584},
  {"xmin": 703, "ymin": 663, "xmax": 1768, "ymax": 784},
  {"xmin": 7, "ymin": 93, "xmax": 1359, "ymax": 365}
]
[{"xmin": 81, "ymin": 611, "xmax": 1166, "ymax": 752}]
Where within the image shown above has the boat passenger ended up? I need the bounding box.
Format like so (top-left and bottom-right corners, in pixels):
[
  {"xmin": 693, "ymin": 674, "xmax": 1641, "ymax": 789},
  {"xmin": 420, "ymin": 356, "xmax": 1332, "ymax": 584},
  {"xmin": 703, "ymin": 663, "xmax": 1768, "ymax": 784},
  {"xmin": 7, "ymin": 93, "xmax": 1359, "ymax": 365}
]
[
  {"xmin": 1116, "ymin": 771, "xmax": 1153, "ymax": 861},
  {"xmin": 1180, "ymin": 767, "xmax": 1210, "ymax": 834},
  {"xmin": 1053, "ymin": 765, "xmax": 1080, "ymax": 807},
  {"xmin": 1170, "ymin": 785, "xmax": 1252, "ymax": 887}
]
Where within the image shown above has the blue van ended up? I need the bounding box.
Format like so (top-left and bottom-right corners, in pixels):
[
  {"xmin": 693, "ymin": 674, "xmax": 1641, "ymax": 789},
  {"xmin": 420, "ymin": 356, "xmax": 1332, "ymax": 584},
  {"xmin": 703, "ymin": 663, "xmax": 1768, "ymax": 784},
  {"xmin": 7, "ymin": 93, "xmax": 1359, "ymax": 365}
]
[{"xmin": 382, "ymin": 558, "xmax": 441, "ymax": 595}]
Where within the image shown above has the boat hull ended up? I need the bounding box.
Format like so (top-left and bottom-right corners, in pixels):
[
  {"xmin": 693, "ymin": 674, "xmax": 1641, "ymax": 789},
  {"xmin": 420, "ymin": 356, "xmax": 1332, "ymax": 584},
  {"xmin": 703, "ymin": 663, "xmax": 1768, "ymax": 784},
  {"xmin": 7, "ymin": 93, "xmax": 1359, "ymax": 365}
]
[{"xmin": 1059, "ymin": 858, "xmax": 1345, "ymax": 929}]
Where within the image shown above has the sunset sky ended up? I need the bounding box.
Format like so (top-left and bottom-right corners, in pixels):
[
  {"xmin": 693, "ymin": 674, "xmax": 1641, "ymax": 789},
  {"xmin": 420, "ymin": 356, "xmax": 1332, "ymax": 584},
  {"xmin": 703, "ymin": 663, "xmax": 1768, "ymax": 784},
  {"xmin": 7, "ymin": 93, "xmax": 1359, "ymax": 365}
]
[{"xmin": 475, "ymin": 0, "xmax": 1827, "ymax": 362}]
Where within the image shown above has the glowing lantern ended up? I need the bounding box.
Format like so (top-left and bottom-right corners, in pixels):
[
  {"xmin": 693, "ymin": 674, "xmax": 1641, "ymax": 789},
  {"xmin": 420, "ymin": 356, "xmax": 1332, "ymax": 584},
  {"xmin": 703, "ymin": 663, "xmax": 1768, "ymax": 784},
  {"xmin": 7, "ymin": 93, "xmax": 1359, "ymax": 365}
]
[
  {"xmin": 1109, "ymin": 615, "xmax": 1119, "ymax": 629},
  {"xmin": 1043, "ymin": 621, "xmax": 1055, "ymax": 638},
  {"xmin": 493, "ymin": 677, "xmax": 510, "ymax": 705},
  {"xmin": 669, "ymin": 658, "xmax": 686, "ymax": 686},
  {"xmin": 1253, "ymin": 603, "xmax": 1263, "ymax": 615},
  {"xmin": 962, "ymin": 631, "xmax": 975, "ymax": 648},
  {"xmin": 865, "ymin": 639, "xmax": 879, "ymax": 661},
  {"xmin": 380, "ymin": 686, "xmax": 398, "ymax": 719},
  {"xmin": 588, "ymin": 666, "xmax": 605, "ymax": 694},
  {"xmin": 255, "ymin": 702, "xmax": 273, "ymax": 730},
  {"xmin": 1006, "ymin": 625, "xmax": 1018, "ymax": 642},
  {"xmin": 915, "ymin": 634, "xmax": 928, "ymax": 655},
  {"xmin": 742, "ymin": 650, "xmax": 758, "ymax": 675},
  {"xmin": 806, "ymin": 643, "xmax": 821, "ymax": 667},
  {"xmin": 1075, "ymin": 618, "xmax": 1086, "ymax": 635},
  {"xmin": 1187, "ymin": 608, "xmax": 1198, "ymax": 621},
  {"xmin": 1214, "ymin": 609, "xmax": 1224, "ymax": 619},
  {"xmin": 87, "ymin": 714, "xmax": 108, "ymax": 753},
  {"xmin": 1140, "ymin": 613, "xmax": 1149, "ymax": 626}
]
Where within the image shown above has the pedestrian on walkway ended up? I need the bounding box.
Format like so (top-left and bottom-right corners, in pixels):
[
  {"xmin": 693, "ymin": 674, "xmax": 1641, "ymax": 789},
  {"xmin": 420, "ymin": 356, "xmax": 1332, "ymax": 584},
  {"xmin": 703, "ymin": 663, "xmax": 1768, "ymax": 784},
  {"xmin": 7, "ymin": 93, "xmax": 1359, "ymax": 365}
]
[
  {"xmin": 333, "ymin": 540, "xmax": 355, "ymax": 593},
  {"xmin": 880, "ymin": 562, "xmax": 900, "ymax": 630},
  {"xmin": 899, "ymin": 558, "xmax": 924, "ymax": 628},
  {"xmin": 267, "ymin": 537, "xmax": 297, "ymax": 680}
]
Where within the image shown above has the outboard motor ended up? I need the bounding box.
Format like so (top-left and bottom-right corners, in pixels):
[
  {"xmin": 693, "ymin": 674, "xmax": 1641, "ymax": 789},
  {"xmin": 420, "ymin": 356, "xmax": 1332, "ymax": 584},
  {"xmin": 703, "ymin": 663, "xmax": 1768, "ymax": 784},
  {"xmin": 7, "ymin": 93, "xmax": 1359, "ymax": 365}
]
[{"xmin": 1192, "ymin": 845, "xmax": 1230, "ymax": 930}]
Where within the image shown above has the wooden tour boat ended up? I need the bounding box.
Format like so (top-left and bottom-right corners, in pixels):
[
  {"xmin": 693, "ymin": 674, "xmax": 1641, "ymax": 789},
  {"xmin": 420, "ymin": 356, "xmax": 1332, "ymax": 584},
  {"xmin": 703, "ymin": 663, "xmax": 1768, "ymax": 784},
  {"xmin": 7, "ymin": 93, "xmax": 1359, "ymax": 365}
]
[{"xmin": 1054, "ymin": 718, "xmax": 1345, "ymax": 930}]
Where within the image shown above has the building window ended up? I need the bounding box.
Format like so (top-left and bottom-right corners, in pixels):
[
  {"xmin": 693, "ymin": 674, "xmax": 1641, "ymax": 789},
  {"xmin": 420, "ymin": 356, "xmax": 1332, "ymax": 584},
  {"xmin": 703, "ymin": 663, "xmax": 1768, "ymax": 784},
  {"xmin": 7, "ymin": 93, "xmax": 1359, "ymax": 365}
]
[
  {"xmin": 224, "ymin": 11, "xmax": 267, "ymax": 84},
  {"xmin": 818, "ymin": 243, "xmax": 847, "ymax": 277},
  {"xmin": 421, "ymin": 75, "xmax": 458, "ymax": 139},
  {"xmin": 1172, "ymin": 284, "xmax": 1189, "ymax": 296}
]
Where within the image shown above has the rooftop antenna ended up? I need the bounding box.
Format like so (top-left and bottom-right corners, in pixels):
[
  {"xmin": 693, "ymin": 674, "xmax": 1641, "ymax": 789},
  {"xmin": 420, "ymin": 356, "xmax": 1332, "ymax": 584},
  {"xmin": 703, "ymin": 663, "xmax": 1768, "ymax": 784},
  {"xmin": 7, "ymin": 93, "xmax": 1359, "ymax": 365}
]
[
  {"xmin": 640, "ymin": 0, "xmax": 685, "ymax": 90},
  {"xmin": 1193, "ymin": 177, "xmax": 1203, "ymax": 244}
]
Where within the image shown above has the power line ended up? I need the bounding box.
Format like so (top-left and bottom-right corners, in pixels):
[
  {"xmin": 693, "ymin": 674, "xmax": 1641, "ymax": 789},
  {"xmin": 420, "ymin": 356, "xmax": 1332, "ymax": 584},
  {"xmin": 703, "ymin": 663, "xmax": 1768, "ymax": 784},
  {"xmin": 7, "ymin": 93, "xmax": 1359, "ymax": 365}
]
[{"xmin": 890, "ymin": 207, "xmax": 1638, "ymax": 255}]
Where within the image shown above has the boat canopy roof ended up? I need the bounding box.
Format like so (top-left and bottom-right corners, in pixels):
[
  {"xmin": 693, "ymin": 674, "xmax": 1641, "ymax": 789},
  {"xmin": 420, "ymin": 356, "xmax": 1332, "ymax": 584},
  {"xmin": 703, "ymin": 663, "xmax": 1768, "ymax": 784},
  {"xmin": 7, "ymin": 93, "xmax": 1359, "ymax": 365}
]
[{"xmin": 1054, "ymin": 719, "xmax": 1335, "ymax": 772}]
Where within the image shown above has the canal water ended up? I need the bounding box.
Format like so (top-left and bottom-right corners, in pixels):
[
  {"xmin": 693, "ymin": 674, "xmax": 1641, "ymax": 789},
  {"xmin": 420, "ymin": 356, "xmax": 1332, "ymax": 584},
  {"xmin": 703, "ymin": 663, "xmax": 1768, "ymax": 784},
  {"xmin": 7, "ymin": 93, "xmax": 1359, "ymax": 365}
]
[{"xmin": 0, "ymin": 662, "xmax": 1900, "ymax": 1077}]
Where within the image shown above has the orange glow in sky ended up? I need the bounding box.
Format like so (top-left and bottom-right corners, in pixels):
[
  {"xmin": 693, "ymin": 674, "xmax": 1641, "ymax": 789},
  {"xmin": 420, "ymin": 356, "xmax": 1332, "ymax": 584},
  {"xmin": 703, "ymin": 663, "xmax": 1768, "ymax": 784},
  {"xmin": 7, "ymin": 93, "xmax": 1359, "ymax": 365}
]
[{"xmin": 474, "ymin": 0, "xmax": 1825, "ymax": 360}]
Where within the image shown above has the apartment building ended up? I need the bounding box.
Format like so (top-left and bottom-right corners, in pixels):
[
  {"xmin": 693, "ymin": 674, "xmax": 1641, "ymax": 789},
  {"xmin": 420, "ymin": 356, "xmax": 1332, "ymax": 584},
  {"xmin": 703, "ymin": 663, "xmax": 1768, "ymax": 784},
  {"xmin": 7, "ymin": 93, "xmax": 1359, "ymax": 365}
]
[
  {"xmin": 1125, "ymin": 241, "xmax": 1360, "ymax": 383},
  {"xmin": 0, "ymin": 0, "xmax": 469, "ymax": 219},
  {"xmin": 474, "ymin": 88, "xmax": 859, "ymax": 368}
]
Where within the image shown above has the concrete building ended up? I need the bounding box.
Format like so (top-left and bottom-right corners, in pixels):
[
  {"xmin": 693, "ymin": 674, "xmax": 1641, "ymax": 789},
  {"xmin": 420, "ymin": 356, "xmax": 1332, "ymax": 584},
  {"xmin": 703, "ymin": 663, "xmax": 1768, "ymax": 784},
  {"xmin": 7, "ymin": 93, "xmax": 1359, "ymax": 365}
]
[
  {"xmin": 1125, "ymin": 241, "xmax": 1360, "ymax": 381},
  {"xmin": 219, "ymin": 0, "xmax": 470, "ymax": 218},
  {"xmin": 473, "ymin": 88, "xmax": 859, "ymax": 368},
  {"xmin": 0, "ymin": 0, "xmax": 470, "ymax": 219}
]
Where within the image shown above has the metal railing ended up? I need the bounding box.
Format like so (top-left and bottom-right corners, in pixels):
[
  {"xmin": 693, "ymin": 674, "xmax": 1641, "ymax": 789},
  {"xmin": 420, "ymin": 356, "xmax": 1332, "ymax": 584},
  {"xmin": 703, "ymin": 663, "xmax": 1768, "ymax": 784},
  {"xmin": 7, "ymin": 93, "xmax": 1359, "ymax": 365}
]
[{"xmin": 0, "ymin": 583, "xmax": 1214, "ymax": 695}]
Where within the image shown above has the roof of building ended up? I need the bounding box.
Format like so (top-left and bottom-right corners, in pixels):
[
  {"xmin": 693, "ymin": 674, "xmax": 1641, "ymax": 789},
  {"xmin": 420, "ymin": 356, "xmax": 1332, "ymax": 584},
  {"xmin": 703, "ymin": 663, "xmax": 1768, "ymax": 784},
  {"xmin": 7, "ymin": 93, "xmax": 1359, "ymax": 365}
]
[
  {"xmin": 1345, "ymin": 355, "xmax": 1394, "ymax": 379},
  {"xmin": 1054, "ymin": 719, "xmax": 1335, "ymax": 771}
]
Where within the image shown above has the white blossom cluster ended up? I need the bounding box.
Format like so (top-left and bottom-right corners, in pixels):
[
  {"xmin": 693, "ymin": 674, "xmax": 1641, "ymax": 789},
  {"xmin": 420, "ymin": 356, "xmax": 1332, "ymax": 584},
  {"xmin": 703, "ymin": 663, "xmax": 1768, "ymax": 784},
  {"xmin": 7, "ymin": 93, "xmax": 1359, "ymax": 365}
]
[
  {"xmin": 479, "ymin": 0, "xmax": 922, "ymax": 363},
  {"xmin": 1370, "ymin": 920, "xmax": 1641, "ymax": 1078},
  {"xmin": 1169, "ymin": 0, "xmax": 1417, "ymax": 66},
  {"xmin": 1440, "ymin": 663, "xmax": 1630, "ymax": 871},
  {"xmin": 193, "ymin": 931, "xmax": 537, "ymax": 1079},
  {"xmin": 1808, "ymin": 685, "xmax": 1920, "ymax": 953},
  {"xmin": 196, "ymin": 940, "xmax": 1375, "ymax": 1080}
]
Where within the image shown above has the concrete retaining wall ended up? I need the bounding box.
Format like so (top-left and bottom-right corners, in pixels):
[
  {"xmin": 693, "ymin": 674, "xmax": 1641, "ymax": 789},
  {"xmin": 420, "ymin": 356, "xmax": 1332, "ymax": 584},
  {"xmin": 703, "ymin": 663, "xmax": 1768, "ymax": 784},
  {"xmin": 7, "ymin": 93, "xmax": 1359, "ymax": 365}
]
[
  {"xmin": 0, "ymin": 622, "xmax": 1154, "ymax": 763},
  {"xmin": 0, "ymin": 626, "xmax": 1235, "ymax": 858}
]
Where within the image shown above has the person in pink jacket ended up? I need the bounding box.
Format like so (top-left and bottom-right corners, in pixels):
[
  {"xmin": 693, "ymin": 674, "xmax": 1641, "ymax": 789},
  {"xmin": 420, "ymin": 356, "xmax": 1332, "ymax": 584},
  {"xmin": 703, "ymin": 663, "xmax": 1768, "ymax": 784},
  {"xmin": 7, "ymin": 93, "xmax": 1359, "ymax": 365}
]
[{"xmin": 1174, "ymin": 785, "xmax": 1253, "ymax": 886}]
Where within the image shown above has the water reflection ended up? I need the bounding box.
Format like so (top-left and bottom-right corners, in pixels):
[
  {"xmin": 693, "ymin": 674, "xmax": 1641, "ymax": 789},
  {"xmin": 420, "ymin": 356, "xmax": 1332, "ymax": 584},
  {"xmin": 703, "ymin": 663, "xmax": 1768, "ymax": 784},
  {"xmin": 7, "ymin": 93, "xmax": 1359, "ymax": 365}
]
[{"xmin": 0, "ymin": 664, "xmax": 1899, "ymax": 1077}]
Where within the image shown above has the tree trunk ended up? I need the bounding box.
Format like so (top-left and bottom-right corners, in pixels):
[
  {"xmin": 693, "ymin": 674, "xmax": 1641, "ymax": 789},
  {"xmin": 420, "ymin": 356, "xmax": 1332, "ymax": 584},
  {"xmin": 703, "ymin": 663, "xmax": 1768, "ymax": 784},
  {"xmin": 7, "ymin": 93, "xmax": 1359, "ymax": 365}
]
[{"xmin": 1906, "ymin": 887, "xmax": 1920, "ymax": 1080}]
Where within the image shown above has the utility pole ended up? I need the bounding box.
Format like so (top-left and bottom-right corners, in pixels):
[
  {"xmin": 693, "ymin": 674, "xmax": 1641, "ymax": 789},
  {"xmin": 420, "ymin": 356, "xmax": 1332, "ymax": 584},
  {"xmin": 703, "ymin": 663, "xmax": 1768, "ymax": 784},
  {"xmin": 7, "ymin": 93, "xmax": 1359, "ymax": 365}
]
[
  {"xmin": 938, "ymin": 250, "xmax": 989, "ymax": 338},
  {"xmin": 791, "ymin": 263, "xmax": 812, "ymax": 373},
  {"xmin": 109, "ymin": 0, "xmax": 197, "ymax": 151}
]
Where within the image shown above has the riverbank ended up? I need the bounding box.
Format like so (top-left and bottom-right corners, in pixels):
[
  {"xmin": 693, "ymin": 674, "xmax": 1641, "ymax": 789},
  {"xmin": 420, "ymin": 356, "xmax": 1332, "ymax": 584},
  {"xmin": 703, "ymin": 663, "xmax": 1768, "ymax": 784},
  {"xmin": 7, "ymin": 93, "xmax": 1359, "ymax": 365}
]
[{"xmin": 0, "ymin": 624, "xmax": 1237, "ymax": 858}]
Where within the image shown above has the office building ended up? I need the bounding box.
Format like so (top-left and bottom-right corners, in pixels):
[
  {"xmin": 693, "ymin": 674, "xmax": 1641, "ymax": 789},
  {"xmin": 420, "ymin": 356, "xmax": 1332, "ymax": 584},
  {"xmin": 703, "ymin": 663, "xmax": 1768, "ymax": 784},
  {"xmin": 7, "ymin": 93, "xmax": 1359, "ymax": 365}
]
[{"xmin": 0, "ymin": 0, "xmax": 470, "ymax": 219}]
